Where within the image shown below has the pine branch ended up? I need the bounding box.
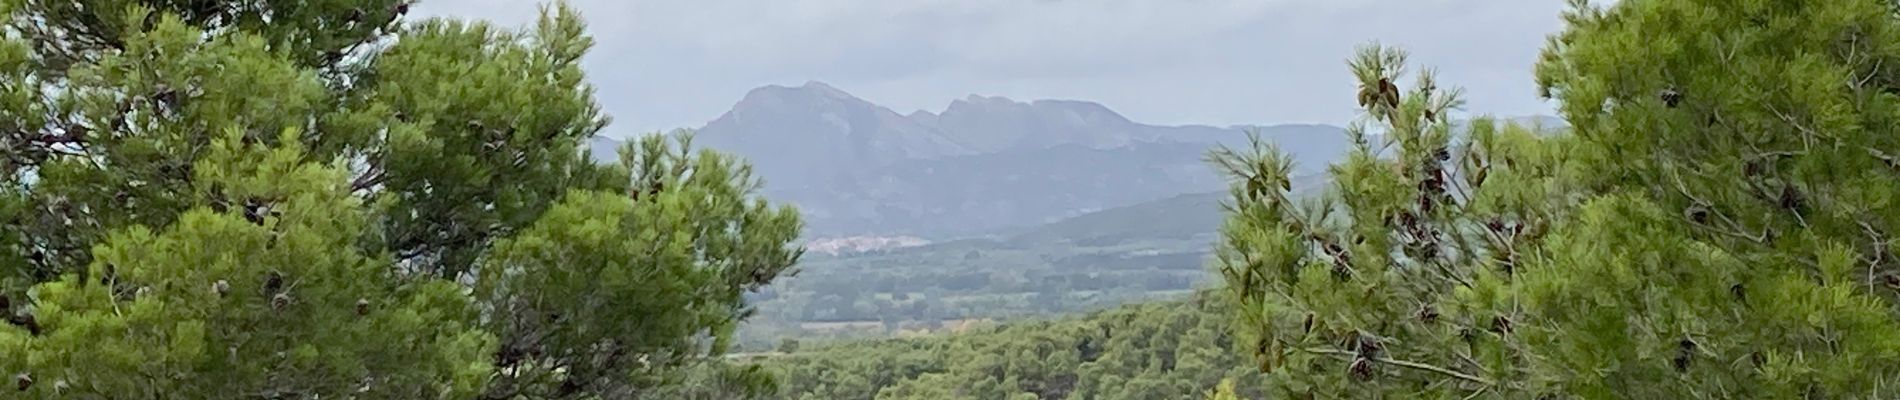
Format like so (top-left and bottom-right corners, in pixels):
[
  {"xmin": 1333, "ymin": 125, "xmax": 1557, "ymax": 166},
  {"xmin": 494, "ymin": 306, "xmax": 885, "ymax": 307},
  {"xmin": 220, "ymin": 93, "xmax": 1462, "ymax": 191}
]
[
  {"xmin": 1664, "ymin": 165, "xmax": 1769, "ymax": 243},
  {"xmin": 1859, "ymin": 220, "xmax": 1889, "ymax": 289},
  {"xmin": 1462, "ymin": 387, "xmax": 1491, "ymax": 400},
  {"xmin": 350, "ymin": 164, "xmax": 385, "ymax": 193},
  {"xmin": 1303, "ymin": 347, "xmax": 1496, "ymax": 386}
]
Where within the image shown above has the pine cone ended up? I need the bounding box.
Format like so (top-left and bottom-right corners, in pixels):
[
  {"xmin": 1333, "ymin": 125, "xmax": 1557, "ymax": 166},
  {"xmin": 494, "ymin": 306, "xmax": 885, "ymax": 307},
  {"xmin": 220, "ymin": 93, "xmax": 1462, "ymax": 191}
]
[
  {"xmin": 9, "ymin": 314, "xmax": 39, "ymax": 336},
  {"xmin": 1673, "ymin": 338, "xmax": 1697, "ymax": 372},
  {"xmin": 1684, "ymin": 204, "xmax": 1711, "ymax": 224},
  {"xmin": 1778, "ymin": 184, "xmax": 1806, "ymax": 212},
  {"xmin": 263, "ymin": 271, "xmax": 284, "ymax": 295},
  {"xmin": 1347, "ymin": 357, "xmax": 1375, "ymax": 381},
  {"xmin": 1416, "ymin": 304, "xmax": 1440, "ymax": 324}
]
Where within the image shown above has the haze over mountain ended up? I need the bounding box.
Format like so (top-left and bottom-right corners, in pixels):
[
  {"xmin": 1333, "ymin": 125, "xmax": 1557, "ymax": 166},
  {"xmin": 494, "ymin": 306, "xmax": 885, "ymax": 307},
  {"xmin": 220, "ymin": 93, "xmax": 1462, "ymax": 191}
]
[{"xmin": 593, "ymin": 81, "xmax": 1360, "ymax": 238}]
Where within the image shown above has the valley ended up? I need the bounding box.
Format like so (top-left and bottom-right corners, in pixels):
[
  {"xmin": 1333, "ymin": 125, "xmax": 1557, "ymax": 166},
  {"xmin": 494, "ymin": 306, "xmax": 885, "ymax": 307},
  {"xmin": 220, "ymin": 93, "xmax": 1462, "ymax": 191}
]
[
  {"xmin": 588, "ymin": 83, "xmax": 1355, "ymax": 351},
  {"xmin": 7, "ymin": 1, "xmax": 1872, "ymax": 398},
  {"xmin": 594, "ymin": 81, "xmax": 1355, "ymax": 238}
]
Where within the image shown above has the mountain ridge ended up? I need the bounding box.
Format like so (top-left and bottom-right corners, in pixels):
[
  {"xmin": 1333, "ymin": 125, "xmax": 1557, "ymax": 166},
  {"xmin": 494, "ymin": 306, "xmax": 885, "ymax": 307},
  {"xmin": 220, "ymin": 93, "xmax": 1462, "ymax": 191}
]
[{"xmin": 590, "ymin": 81, "xmax": 1557, "ymax": 238}]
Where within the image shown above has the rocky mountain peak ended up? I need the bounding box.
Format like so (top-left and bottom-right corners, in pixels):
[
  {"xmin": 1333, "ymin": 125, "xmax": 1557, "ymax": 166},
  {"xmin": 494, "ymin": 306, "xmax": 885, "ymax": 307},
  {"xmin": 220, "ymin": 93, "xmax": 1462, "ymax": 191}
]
[
  {"xmin": 626, "ymin": 82, "xmax": 1379, "ymax": 237},
  {"xmin": 727, "ymin": 80, "xmax": 869, "ymax": 116}
]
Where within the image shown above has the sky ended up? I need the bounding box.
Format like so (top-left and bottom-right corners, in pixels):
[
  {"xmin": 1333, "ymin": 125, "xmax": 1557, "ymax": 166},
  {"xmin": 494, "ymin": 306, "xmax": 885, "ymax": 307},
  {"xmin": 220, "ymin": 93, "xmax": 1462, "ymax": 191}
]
[{"xmin": 414, "ymin": 0, "xmax": 1573, "ymax": 139}]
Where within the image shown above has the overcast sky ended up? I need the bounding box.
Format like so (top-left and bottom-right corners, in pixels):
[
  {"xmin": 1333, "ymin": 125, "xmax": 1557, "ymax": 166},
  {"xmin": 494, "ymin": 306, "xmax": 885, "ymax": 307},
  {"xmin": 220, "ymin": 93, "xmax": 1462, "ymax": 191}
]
[{"xmin": 414, "ymin": 0, "xmax": 1572, "ymax": 138}]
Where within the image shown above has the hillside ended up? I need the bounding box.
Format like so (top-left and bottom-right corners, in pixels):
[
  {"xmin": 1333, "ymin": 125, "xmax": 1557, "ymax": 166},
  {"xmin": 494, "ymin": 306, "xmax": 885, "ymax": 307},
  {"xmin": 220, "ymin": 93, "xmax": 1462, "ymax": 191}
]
[
  {"xmin": 585, "ymin": 84, "xmax": 1556, "ymax": 240},
  {"xmin": 594, "ymin": 81, "xmax": 1356, "ymax": 238},
  {"xmin": 1008, "ymin": 173, "xmax": 1329, "ymax": 246},
  {"xmin": 649, "ymin": 296, "xmax": 1263, "ymax": 400},
  {"xmin": 730, "ymin": 186, "xmax": 1248, "ymax": 349},
  {"xmin": 754, "ymin": 295, "xmax": 1266, "ymax": 400},
  {"xmin": 1009, "ymin": 191, "xmax": 1225, "ymax": 246},
  {"xmin": 585, "ymin": 85, "xmax": 1570, "ymax": 351}
]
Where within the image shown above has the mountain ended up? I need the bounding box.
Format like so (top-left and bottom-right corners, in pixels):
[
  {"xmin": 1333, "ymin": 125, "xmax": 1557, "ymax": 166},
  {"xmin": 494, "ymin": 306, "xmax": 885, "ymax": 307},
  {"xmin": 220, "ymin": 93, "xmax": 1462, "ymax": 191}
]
[
  {"xmin": 597, "ymin": 81, "xmax": 1361, "ymax": 238},
  {"xmin": 926, "ymin": 95, "xmax": 1148, "ymax": 151},
  {"xmin": 1009, "ymin": 191, "xmax": 1226, "ymax": 246},
  {"xmin": 1005, "ymin": 170, "xmax": 1337, "ymax": 246},
  {"xmin": 691, "ymin": 82, "xmax": 976, "ymax": 188}
]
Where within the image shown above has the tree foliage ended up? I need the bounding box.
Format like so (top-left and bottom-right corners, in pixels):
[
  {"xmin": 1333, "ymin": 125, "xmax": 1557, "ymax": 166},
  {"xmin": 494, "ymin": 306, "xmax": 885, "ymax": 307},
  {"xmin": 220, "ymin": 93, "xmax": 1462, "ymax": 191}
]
[
  {"xmin": 760, "ymin": 294, "xmax": 1267, "ymax": 400},
  {"xmin": 477, "ymin": 134, "xmax": 801, "ymax": 399},
  {"xmin": 1218, "ymin": 0, "xmax": 1900, "ymax": 398},
  {"xmin": 0, "ymin": 0, "xmax": 801, "ymax": 398}
]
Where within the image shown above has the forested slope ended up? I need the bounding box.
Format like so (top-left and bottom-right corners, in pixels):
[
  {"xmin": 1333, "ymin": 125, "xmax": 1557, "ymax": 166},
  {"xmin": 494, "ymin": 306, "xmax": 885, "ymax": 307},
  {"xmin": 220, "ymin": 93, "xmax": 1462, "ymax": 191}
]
[{"xmin": 757, "ymin": 293, "xmax": 1263, "ymax": 400}]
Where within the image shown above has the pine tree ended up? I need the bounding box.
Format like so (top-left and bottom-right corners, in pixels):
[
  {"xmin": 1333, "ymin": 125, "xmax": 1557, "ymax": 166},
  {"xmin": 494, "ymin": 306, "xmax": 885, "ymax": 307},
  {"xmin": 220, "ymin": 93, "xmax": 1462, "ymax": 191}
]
[
  {"xmin": 476, "ymin": 134, "xmax": 800, "ymax": 398},
  {"xmin": 0, "ymin": 133, "xmax": 492, "ymax": 398},
  {"xmin": 1524, "ymin": 0, "xmax": 1900, "ymax": 396},
  {"xmin": 0, "ymin": 0, "xmax": 802, "ymax": 398},
  {"xmin": 1214, "ymin": 43, "xmax": 1561, "ymax": 398},
  {"xmin": 1217, "ymin": 0, "xmax": 1900, "ymax": 398}
]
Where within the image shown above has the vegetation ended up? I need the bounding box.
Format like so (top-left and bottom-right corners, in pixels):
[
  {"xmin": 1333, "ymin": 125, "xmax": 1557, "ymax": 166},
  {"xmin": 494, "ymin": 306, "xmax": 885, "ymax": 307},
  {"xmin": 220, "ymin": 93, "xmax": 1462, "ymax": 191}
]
[
  {"xmin": 8, "ymin": 0, "xmax": 1898, "ymax": 399},
  {"xmin": 732, "ymin": 177, "xmax": 1326, "ymax": 351},
  {"xmin": 1217, "ymin": 0, "xmax": 1900, "ymax": 398},
  {"xmin": 752, "ymin": 293, "xmax": 1266, "ymax": 400},
  {"xmin": 738, "ymin": 218, "xmax": 1217, "ymax": 350},
  {"xmin": 0, "ymin": 0, "xmax": 799, "ymax": 398}
]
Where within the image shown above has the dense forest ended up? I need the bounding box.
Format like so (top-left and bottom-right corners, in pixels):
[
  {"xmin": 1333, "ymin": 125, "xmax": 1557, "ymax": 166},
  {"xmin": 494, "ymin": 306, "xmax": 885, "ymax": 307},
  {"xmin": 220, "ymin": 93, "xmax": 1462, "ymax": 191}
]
[
  {"xmin": 689, "ymin": 293, "xmax": 1259, "ymax": 400},
  {"xmin": 5, "ymin": 0, "xmax": 1900, "ymax": 399},
  {"xmin": 0, "ymin": 0, "xmax": 799, "ymax": 398}
]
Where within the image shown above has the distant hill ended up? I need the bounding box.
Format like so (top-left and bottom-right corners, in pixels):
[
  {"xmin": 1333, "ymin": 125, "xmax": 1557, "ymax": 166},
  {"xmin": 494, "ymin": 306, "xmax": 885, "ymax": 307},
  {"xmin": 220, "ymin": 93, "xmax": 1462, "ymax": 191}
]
[
  {"xmin": 756, "ymin": 296, "xmax": 1262, "ymax": 400},
  {"xmin": 593, "ymin": 81, "xmax": 1357, "ymax": 238},
  {"xmin": 1009, "ymin": 191, "xmax": 1225, "ymax": 246},
  {"xmin": 1006, "ymin": 171, "xmax": 1336, "ymax": 246},
  {"xmin": 723, "ymin": 111, "xmax": 1571, "ymax": 349},
  {"xmin": 586, "ymin": 81, "xmax": 1566, "ymax": 238}
]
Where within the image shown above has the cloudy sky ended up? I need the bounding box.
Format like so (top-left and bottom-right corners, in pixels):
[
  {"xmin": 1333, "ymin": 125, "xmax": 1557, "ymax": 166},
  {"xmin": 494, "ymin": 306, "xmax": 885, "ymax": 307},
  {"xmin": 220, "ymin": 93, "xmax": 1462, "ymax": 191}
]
[{"xmin": 415, "ymin": 0, "xmax": 1573, "ymax": 138}]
